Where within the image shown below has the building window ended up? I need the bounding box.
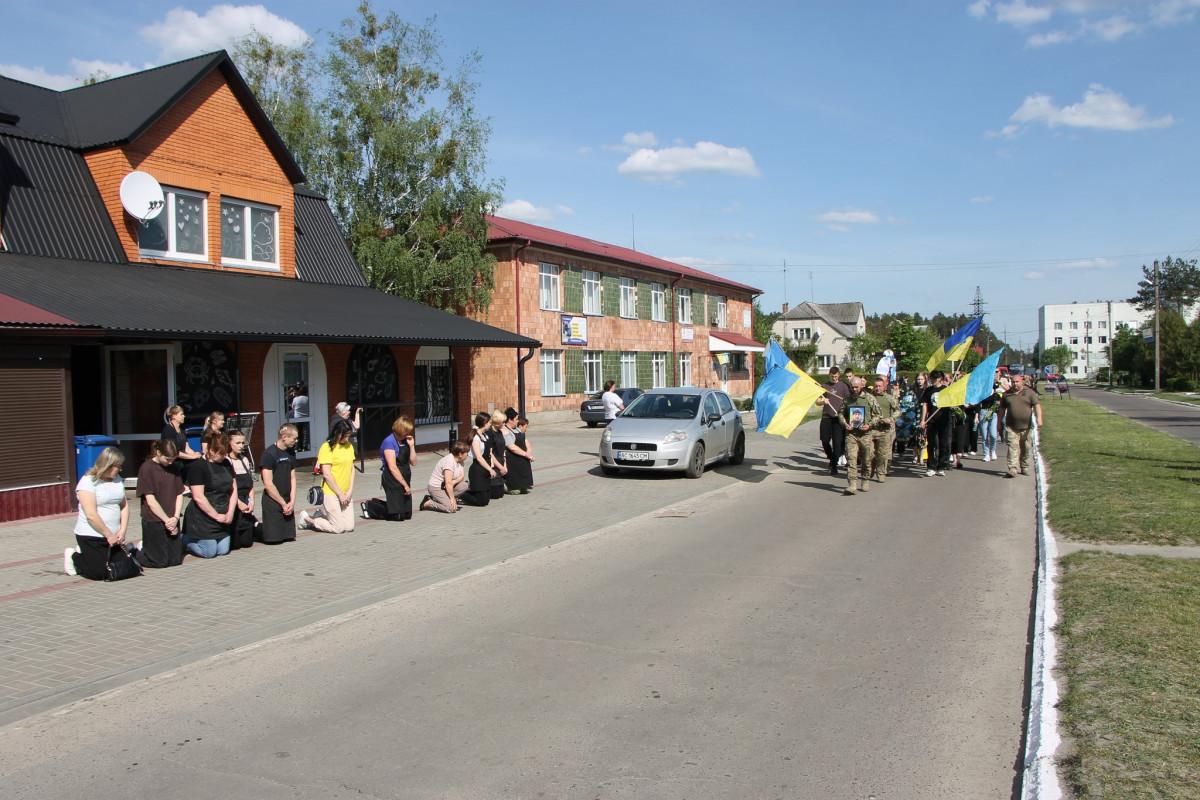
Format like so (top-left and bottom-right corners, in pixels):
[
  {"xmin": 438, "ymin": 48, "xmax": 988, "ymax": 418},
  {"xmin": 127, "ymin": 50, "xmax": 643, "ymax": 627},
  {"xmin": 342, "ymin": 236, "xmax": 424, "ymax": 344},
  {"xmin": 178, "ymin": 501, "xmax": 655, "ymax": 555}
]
[
  {"xmin": 1084, "ymin": 321, "xmax": 1091, "ymax": 329},
  {"xmin": 716, "ymin": 297, "xmax": 727, "ymax": 328},
  {"xmin": 678, "ymin": 353, "xmax": 692, "ymax": 386},
  {"xmin": 792, "ymin": 327, "xmax": 811, "ymax": 341},
  {"xmin": 540, "ymin": 349, "xmax": 563, "ymax": 395},
  {"xmin": 220, "ymin": 199, "xmax": 278, "ymax": 269},
  {"xmin": 539, "ymin": 264, "xmax": 561, "ymax": 311},
  {"xmin": 651, "ymin": 284, "xmax": 666, "ymax": 322},
  {"xmin": 138, "ymin": 187, "xmax": 206, "ymax": 260},
  {"xmin": 620, "ymin": 351, "xmax": 637, "ymax": 388},
  {"xmin": 677, "ymin": 288, "xmax": 692, "ymax": 324},
  {"xmin": 1054, "ymin": 337, "xmax": 1063, "ymax": 345},
  {"xmin": 651, "ymin": 352, "xmax": 667, "ymax": 388},
  {"xmin": 1085, "ymin": 336, "xmax": 1093, "ymax": 344},
  {"xmin": 413, "ymin": 359, "xmax": 453, "ymax": 425},
  {"xmin": 1053, "ymin": 322, "xmax": 1063, "ymax": 330},
  {"xmin": 1070, "ymin": 337, "xmax": 1078, "ymax": 345},
  {"xmin": 818, "ymin": 354, "xmax": 833, "ymax": 370},
  {"xmin": 1070, "ymin": 365, "xmax": 1079, "ymax": 374},
  {"xmin": 619, "ymin": 278, "xmax": 637, "ymax": 318},
  {"xmin": 1099, "ymin": 336, "xmax": 1107, "ymax": 344},
  {"xmin": 729, "ymin": 352, "xmax": 747, "ymax": 372},
  {"xmin": 1098, "ymin": 321, "xmax": 1107, "ymax": 329},
  {"xmin": 1070, "ymin": 321, "xmax": 1079, "ymax": 329},
  {"xmin": 583, "ymin": 270, "xmax": 602, "ymax": 315},
  {"xmin": 583, "ymin": 351, "xmax": 602, "ymax": 394}
]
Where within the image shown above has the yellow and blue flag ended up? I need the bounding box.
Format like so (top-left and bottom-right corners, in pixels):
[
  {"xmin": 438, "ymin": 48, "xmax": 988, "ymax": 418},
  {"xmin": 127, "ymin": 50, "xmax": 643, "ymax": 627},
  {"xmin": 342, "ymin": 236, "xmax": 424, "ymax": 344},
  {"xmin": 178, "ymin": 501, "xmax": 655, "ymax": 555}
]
[
  {"xmin": 936, "ymin": 348, "xmax": 1006, "ymax": 409},
  {"xmin": 754, "ymin": 341, "xmax": 828, "ymax": 437},
  {"xmin": 926, "ymin": 316, "xmax": 984, "ymax": 373}
]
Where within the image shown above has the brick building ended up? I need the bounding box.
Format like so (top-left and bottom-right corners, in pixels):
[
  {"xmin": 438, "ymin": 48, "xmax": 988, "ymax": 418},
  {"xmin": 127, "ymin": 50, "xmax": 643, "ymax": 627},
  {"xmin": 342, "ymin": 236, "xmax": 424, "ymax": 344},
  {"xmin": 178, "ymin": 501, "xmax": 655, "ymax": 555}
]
[
  {"xmin": 470, "ymin": 218, "xmax": 764, "ymax": 422},
  {"xmin": 0, "ymin": 52, "xmax": 537, "ymax": 522}
]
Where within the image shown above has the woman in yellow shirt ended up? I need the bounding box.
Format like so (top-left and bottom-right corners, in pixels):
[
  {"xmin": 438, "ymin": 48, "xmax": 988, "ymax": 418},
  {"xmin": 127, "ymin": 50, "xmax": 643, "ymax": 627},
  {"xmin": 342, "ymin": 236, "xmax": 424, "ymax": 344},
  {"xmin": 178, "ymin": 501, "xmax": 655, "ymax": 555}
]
[{"xmin": 301, "ymin": 419, "xmax": 357, "ymax": 534}]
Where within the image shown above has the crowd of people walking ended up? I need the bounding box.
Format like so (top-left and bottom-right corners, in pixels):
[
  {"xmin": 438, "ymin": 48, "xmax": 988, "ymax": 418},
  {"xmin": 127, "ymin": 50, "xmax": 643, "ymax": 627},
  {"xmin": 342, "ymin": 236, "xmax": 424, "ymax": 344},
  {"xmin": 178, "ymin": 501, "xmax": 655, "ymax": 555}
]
[
  {"xmin": 819, "ymin": 365, "xmax": 1043, "ymax": 496},
  {"xmin": 66, "ymin": 403, "xmax": 537, "ymax": 580}
]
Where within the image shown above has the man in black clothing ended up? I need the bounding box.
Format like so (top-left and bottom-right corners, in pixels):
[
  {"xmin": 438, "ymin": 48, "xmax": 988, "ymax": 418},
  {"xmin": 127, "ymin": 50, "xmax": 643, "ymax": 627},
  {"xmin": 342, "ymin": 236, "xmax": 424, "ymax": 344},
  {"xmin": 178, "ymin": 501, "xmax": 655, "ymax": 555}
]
[
  {"xmin": 919, "ymin": 370, "xmax": 952, "ymax": 476},
  {"xmin": 819, "ymin": 366, "xmax": 849, "ymax": 476}
]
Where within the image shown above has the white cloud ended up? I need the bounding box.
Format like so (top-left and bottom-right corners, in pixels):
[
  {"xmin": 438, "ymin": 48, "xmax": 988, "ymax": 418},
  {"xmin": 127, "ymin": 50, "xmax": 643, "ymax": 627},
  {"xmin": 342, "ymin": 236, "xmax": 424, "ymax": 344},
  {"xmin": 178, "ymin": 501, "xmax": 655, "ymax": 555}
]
[
  {"xmin": 1024, "ymin": 271, "xmax": 1047, "ymax": 280},
  {"xmin": 968, "ymin": 0, "xmax": 992, "ymax": 19},
  {"xmin": 141, "ymin": 4, "xmax": 310, "ymax": 62},
  {"xmin": 1026, "ymin": 29, "xmax": 1073, "ymax": 46},
  {"xmin": 577, "ymin": 146, "xmax": 594, "ymax": 155},
  {"xmin": 1009, "ymin": 83, "xmax": 1175, "ymax": 131},
  {"xmin": 671, "ymin": 256, "xmax": 735, "ymax": 272},
  {"xmin": 811, "ymin": 208, "xmax": 881, "ymax": 226},
  {"xmin": 1052, "ymin": 257, "xmax": 1119, "ymax": 271},
  {"xmin": 985, "ymin": 123, "xmax": 1023, "ymax": 139},
  {"xmin": 0, "ymin": 58, "xmax": 145, "ymax": 89},
  {"xmin": 1151, "ymin": 0, "xmax": 1200, "ymax": 26},
  {"xmin": 995, "ymin": 0, "xmax": 1054, "ymax": 27},
  {"xmin": 722, "ymin": 202, "xmax": 743, "ymax": 214},
  {"xmin": 617, "ymin": 141, "xmax": 761, "ymax": 183},
  {"xmin": 1086, "ymin": 14, "xmax": 1139, "ymax": 40},
  {"xmin": 496, "ymin": 199, "xmax": 575, "ymax": 223},
  {"xmin": 711, "ymin": 232, "xmax": 758, "ymax": 242},
  {"xmin": 971, "ymin": 195, "xmax": 995, "ymax": 203},
  {"xmin": 601, "ymin": 131, "xmax": 659, "ymax": 153}
]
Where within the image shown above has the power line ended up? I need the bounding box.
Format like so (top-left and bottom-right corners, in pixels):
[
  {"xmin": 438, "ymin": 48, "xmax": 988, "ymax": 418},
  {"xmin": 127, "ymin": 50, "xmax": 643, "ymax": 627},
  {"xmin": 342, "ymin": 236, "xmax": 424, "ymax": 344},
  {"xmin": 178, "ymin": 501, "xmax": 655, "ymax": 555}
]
[{"xmin": 697, "ymin": 249, "xmax": 1186, "ymax": 275}]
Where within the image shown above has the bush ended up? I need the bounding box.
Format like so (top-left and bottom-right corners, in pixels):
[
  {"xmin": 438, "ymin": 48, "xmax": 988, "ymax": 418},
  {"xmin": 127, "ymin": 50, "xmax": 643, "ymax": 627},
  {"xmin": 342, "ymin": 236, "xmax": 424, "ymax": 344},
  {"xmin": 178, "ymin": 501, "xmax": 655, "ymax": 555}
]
[
  {"xmin": 735, "ymin": 397, "xmax": 755, "ymax": 411},
  {"xmin": 1166, "ymin": 377, "xmax": 1198, "ymax": 392}
]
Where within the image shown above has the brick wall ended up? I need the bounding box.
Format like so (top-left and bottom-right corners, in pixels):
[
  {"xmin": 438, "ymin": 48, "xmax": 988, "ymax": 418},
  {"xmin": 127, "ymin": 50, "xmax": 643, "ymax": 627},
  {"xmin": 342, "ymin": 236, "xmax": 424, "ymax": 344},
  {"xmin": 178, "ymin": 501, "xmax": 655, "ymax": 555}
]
[
  {"xmin": 84, "ymin": 71, "xmax": 296, "ymax": 278},
  {"xmin": 469, "ymin": 244, "xmax": 759, "ymax": 418}
]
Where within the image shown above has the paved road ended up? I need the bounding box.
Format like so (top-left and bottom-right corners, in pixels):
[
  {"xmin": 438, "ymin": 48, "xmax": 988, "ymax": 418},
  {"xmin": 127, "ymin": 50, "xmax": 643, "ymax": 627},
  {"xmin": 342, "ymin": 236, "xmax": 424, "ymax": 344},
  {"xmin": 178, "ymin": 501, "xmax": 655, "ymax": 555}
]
[
  {"xmin": 0, "ymin": 420, "xmax": 1036, "ymax": 798},
  {"xmin": 1070, "ymin": 385, "xmax": 1200, "ymax": 446}
]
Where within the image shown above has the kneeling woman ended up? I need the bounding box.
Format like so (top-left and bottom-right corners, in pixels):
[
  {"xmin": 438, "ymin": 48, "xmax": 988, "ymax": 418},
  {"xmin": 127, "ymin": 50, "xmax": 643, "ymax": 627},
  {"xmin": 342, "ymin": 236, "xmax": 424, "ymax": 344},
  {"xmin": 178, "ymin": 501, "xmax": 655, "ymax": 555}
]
[
  {"xmin": 419, "ymin": 441, "xmax": 470, "ymax": 512},
  {"xmin": 183, "ymin": 433, "xmax": 236, "ymax": 558},
  {"xmin": 135, "ymin": 439, "xmax": 184, "ymax": 568},
  {"xmin": 302, "ymin": 419, "xmax": 356, "ymax": 534},
  {"xmin": 228, "ymin": 430, "xmax": 257, "ymax": 549},
  {"xmin": 65, "ymin": 446, "xmax": 133, "ymax": 579},
  {"xmin": 363, "ymin": 416, "xmax": 417, "ymax": 521}
]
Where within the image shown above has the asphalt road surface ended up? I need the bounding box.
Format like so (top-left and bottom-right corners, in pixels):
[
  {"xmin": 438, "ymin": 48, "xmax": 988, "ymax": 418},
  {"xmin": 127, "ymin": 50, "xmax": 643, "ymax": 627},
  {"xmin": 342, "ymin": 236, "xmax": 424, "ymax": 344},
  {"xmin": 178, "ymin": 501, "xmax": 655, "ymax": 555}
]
[
  {"xmin": 1069, "ymin": 385, "xmax": 1200, "ymax": 446},
  {"xmin": 0, "ymin": 433, "xmax": 1034, "ymax": 799}
]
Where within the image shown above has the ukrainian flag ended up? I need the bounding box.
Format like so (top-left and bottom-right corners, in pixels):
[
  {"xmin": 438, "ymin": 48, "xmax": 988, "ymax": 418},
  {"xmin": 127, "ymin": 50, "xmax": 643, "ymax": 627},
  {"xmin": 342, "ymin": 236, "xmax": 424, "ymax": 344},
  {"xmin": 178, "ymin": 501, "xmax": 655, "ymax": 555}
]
[
  {"xmin": 926, "ymin": 316, "xmax": 984, "ymax": 373},
  {"xmin": 936, "ymin": 348, "xmax": 1006, "ymax": 409},
  {"xmin": 754, "ymin": 341, "xmax": 828, "ymax": 437}
]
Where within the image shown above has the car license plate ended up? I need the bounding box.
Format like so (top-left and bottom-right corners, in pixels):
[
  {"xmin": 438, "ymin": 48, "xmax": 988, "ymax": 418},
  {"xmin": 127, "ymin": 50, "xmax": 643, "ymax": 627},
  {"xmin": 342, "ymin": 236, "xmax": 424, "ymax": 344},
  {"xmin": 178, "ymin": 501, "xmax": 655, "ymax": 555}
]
[{"xmin": 618, "ymin": 451, "xmax": 650, "ymax": 461}]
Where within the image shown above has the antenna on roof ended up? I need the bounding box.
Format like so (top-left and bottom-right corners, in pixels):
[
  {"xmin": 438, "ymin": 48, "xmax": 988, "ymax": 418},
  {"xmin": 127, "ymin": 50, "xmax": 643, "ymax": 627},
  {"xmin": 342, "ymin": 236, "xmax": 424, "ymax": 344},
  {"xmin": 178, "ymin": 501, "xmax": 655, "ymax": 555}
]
[{"xmin": 119, "ymin": 171, "xmax": 165, "ymax": 226}]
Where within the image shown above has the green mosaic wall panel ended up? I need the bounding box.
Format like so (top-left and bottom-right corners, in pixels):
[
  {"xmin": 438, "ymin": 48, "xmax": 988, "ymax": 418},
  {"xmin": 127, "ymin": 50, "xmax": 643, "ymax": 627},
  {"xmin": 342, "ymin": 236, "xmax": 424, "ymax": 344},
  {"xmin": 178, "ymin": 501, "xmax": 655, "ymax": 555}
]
[
  {"xmin": 564, "ymin": 349, "xmax": 584, "ymax": 394},
  {"xmin": 637, "ymin": 280, "xmax": 653, "ymax": 320},
  {"xmin": 563, "ymin": 268, "xmax": 583, "ymax": 314},
  {"xmin": 637, "ymin": 351, "xmax": 653, "ymax": 390},
  {"xmin": 601, "ymin": 275, "xmax": 619, "ymax": 317}
]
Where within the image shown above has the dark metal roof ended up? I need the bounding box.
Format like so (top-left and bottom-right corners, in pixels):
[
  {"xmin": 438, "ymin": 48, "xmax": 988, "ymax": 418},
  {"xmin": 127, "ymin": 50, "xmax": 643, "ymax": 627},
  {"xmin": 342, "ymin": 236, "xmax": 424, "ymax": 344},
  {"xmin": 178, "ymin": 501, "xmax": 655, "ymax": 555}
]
[
  {"xmin": 294, "ymin": 186, "xmax": 366, "ymax": 287},
  {"xmin": 0, "ymin": 52, "xmax": 304, "ymax": 184},
  {"xmin": 0, "ymin": 134, "xmax": 126, "ymax": 262},
  {"xmin": 0, "ymin": 252, "xmax": 541, "ymax": 348}
]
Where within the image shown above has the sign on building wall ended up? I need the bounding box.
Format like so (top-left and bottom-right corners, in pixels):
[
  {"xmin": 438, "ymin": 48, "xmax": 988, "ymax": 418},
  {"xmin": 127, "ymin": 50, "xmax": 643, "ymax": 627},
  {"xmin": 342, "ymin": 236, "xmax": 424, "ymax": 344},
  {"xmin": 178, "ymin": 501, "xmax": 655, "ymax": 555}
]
[
  {"xmin": 743, "ymin": 309, "xmax": 751, "ymax": 328},
  {"xmin": 681, "ymin": 327, "xmax": 694, "ymax": 342},
  {"xmin": 561, "ymin": 314, "xmax": 588, "ymax": 346}
]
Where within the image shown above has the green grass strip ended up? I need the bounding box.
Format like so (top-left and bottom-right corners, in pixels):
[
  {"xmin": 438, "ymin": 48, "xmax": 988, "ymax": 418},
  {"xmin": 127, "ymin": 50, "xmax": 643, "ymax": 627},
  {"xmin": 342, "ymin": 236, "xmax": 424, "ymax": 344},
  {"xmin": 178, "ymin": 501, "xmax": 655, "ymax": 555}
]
[
  {"xmin": 1056, "ymin": 553, "xmax": 1200, "ymax": 798},
  {"xmin": 1039, "ymin": 401, "xmax": 1200, "ymax": 545}
]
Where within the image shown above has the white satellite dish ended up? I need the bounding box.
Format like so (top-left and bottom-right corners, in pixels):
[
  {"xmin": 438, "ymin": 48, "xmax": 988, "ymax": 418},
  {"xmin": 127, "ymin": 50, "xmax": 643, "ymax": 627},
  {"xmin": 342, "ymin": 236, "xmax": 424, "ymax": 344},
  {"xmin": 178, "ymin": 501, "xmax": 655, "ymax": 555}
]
[{"xmin": 119, "ymin": 171, "xmax": 165, "ymax": 222}]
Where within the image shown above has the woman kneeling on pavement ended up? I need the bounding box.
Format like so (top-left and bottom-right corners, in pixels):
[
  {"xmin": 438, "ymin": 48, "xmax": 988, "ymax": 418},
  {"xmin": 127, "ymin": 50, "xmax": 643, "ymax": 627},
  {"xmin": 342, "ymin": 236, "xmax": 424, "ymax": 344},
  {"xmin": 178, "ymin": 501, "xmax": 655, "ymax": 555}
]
[
  {"xmin": 420, "ymin": 441, "xmax": 471, "ymax": 512},
  {"xmin": 183, "ymin": 432, "xmax": 237, "ymax": 558},
  {"xmin": 362, "ymin": 416, "xmax": 417, "ymax": 521},
  {"xmin": 301, "ymin": 419, "xmax": 356, "ymax": 533},
  {"xmin": 135, "ymin": 439, "xmax": 184, "ymax": 569},
  {"xmin": 65, "ymin": 446, "xmax": 134, "ymax": 579}
]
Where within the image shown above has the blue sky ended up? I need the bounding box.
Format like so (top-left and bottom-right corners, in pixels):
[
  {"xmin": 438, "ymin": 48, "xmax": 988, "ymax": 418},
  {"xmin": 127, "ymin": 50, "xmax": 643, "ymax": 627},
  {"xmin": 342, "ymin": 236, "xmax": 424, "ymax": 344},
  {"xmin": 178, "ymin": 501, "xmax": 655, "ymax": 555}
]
[{"xmin": 4, "ymin": 0, "xmax": 1199, "ymax": 348}]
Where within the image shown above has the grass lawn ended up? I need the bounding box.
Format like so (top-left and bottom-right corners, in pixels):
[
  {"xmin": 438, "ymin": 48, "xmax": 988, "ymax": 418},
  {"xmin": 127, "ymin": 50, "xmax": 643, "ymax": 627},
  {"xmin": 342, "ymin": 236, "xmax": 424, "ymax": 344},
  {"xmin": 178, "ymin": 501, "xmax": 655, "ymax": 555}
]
[
  {"xmin": 1039, "ymin": 401, "xmax": 1200, "ymax": 546},
  {"xmin": 1056, "ymin": 553, "xmax": 1200, "ymax": 798}
]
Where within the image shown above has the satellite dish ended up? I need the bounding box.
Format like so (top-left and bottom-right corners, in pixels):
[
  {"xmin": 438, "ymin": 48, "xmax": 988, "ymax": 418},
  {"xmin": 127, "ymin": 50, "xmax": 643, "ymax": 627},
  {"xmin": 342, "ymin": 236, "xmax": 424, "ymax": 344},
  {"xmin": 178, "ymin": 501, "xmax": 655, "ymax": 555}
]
[{"xmin": 119, "ymin": 171, "xmax": 165, "ymax": 221}]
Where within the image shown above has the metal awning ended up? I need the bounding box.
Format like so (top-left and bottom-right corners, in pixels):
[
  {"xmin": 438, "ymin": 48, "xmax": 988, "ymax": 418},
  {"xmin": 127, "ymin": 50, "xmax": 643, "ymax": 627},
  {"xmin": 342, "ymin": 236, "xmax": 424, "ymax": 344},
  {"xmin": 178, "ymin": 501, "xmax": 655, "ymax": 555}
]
[{"xmin": 708, "ymin": 331, "xmax": 765, "ymax": 353}]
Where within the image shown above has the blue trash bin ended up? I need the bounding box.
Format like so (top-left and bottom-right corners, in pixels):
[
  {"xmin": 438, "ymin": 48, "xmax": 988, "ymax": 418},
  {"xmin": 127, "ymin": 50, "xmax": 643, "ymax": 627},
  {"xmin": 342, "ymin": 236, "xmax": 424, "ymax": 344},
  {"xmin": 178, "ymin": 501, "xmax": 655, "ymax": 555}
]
[
  {"xmin": 186, "ymin": 426, "xmax": 203, "ymax": 454},
  {"xmin": 75, "ymin": 435, "xmax": 119, "ymax": 478}
]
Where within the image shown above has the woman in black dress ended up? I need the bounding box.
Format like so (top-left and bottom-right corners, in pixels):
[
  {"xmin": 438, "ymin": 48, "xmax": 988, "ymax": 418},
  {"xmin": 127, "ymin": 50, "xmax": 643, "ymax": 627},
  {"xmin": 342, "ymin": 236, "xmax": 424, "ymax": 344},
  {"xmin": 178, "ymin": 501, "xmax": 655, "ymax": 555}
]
[
  {"xmin": 504, "ymin": 417, "xmax": 535, "ymax": 494},
  {"xmin": 227, "ymin": 430, "xmax": 256, "ymax": 549},
  {"xmin": 161, "ymin": 405, "xmax": 201, "ymax": 477},
  {"xmin": 362, "ymin": 416, "xmax": 417, "ymax": 521},
  {"xmin": 487, "ymin": 411, "xmax": 508, "ymax": 500},
  {"xmin": 135, "ymin": 439, "xmax": 184, "ymax": 568},
  {"xmin": 465, "ymin": 412, "xmax": 499, "ymax": 507},
  {"xmin": 182, "ymin": 433, "xmax": 236, "ymax": 558}
]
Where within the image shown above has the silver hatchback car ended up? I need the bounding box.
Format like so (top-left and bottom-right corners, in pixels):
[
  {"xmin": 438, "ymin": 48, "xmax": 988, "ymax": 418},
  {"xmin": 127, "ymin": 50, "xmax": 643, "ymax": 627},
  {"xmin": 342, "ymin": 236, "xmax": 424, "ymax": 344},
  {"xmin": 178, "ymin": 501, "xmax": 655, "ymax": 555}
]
[{"xmin": 598, "ymin": 387, "xmax": 746, "ymax": 478}]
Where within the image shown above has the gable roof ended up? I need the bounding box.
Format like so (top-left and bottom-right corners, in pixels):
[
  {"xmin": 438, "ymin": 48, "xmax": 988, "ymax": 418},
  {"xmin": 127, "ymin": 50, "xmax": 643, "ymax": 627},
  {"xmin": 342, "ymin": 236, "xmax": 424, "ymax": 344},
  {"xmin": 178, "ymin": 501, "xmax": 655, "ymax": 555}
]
[
  {"xmin": 0, "ymin": 51, "xmax": 304, "ymax": 183},
  {"xmin": 293, "ymin": 186, "xmax": 367, "ymax": 286},
  {"xmin": 486, "ymin": 216, "xmax": 761, "ymax": 295},
  {"xmin": 778, "ymin": 301, "xmax": 864, "ymax": 339}
]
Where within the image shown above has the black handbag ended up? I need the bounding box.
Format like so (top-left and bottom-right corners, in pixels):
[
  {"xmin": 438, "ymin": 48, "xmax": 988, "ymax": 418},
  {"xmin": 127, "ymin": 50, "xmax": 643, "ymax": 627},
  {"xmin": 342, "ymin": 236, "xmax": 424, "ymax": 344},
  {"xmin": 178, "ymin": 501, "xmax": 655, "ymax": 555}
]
[
  {"xmin": 307, "ymin": 469, "xmax": 324, "ymax": 505},
  {"xmin": 105, "ymin": 546, "xmax": 142, "ymax": 581}
]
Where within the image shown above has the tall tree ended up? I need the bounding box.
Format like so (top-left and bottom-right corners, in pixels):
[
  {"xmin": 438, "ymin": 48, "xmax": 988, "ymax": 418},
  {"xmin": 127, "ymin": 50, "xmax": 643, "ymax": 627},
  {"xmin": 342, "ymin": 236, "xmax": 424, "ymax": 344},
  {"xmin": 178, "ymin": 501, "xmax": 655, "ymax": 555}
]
[
  {"xmin": 1128, "ymin": 256, "xmax": 1200, "ymax": 315},
  {"xmin": 1040, "ymin": 344, "xmax": 1073, "ymax": 372}
]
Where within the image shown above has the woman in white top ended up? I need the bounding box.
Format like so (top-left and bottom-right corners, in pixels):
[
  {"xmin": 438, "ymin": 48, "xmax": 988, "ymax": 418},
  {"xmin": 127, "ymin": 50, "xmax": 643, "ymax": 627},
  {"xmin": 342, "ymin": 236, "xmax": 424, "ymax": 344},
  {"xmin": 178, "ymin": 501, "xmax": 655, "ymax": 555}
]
[{"xmin": 65, "ymin": 446, "xmax": 131, "ymax": 579}]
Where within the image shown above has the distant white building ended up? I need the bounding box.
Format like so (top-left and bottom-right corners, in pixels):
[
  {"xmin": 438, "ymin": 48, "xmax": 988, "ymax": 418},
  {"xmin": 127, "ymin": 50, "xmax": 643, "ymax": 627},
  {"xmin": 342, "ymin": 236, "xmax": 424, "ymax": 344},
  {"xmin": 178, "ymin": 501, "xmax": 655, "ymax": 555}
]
[
  {"xmin": 772, "ymin": 301, "xmax": 866, "ymax": 371},
  {"xmin": 1038, "ymin": 301, "xmax": 1147, "ymax": 377}
]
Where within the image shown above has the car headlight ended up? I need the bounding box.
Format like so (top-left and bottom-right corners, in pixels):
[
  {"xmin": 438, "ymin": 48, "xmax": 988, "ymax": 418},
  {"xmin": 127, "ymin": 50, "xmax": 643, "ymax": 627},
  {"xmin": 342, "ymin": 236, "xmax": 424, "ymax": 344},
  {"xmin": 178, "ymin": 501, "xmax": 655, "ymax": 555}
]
[
  {"xmin": 661, "ymin": 429, "xmax": 688, "ymax": 445},
  {"xmin": 602, "ymin": 427, "xmax": 613, "ymax": 443}
]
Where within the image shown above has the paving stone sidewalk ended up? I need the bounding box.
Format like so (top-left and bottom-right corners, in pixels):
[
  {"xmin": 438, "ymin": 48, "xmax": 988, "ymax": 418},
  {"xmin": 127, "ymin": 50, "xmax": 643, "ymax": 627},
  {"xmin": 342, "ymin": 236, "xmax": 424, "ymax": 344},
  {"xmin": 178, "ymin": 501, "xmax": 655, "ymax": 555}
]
[{"xmin": 0, "ymin": 414, "xmax": 809, "ymax": 725}]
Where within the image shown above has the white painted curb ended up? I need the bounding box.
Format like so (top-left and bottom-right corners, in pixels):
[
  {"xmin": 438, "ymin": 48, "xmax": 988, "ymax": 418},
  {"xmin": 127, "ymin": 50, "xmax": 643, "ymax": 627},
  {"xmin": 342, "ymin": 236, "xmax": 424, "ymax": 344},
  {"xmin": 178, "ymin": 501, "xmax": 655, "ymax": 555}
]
[{"xmin": 1021, "ymin": 424, "xmax": 1063, "ymax": 800}]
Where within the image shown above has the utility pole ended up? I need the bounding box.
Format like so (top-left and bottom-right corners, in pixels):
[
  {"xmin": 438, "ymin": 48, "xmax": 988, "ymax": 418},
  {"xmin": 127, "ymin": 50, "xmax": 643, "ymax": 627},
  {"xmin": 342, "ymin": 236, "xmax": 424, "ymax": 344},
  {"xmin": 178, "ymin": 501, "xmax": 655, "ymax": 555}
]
[
  {"xmin": 1107, "ymin": 300, "xmax": 1113, "ymax": 387},
  {"xmin": 782, "ymin": 259, "xmax": 787, "ymax": 310},
  {"xmin": 1155, "ymin": 259, "xmax": 1161, "ymax": 392},
  {"xmin": 971, "ymin": 286, "xmax": 986, "ymax": 317}
]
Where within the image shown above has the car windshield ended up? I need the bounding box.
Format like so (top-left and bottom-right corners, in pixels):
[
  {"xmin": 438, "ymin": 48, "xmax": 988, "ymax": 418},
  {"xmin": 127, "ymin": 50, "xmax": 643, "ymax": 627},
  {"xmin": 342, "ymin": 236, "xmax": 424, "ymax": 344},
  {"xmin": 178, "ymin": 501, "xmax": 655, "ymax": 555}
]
[{"xmin": 622, "ymin": 393, "xmax": 701, "ymax": 419}]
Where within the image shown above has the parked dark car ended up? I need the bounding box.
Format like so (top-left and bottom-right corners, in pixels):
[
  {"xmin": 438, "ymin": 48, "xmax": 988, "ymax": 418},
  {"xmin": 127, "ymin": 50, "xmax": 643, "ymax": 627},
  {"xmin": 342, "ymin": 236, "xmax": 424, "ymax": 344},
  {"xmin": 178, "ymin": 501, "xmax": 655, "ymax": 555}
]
[{"xmin": 579, "ymin": 387, "xmax": 644, "ymax": 427}]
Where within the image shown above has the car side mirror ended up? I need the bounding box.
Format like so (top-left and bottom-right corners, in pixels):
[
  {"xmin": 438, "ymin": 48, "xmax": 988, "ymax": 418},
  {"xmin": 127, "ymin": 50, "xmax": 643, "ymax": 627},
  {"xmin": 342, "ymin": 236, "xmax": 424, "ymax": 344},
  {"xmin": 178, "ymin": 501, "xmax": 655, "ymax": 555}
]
[{"xmin": 708, "ymin": 412, "xmax": 722, "ymax": 423}]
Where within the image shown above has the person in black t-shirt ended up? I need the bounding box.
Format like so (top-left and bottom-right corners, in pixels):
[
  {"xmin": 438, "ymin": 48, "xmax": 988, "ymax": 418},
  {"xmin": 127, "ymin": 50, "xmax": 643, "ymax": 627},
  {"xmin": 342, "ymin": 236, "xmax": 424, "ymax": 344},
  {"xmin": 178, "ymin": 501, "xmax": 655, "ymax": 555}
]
[
  {"xmin": 258, "ymin": 424, "xmax": 299, "ymax": 543},
  {"xmin": 919, "ymin": 371, "xmax": 952, "ymax": 476}
]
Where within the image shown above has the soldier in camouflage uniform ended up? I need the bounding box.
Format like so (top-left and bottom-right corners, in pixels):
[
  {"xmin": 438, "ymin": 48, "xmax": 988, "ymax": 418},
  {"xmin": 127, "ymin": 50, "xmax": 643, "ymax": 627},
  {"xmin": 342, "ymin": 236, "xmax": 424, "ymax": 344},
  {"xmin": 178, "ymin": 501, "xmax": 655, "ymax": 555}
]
[
  {"xmin": 868, "ymin": 374, "xmax": 897, "ymax": 484},
  {"xmin": 839, "ymin": 376, "xmax": 882, "ymax": 495}
]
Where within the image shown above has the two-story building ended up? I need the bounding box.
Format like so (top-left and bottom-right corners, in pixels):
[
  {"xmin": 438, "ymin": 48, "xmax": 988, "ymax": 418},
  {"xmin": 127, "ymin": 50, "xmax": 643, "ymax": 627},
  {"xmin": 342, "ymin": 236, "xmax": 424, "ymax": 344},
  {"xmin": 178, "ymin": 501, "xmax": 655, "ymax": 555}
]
[
  {"xmin": 470, "ymin": 217, "xmax": 764, "ymax": 421},
  {"xmin": 0, "ymin": 51, "xmax": 538, "ymax": 521},
  {"xmin": 771, "ymin": 301, "xmax": 866, "ymax": 371}
]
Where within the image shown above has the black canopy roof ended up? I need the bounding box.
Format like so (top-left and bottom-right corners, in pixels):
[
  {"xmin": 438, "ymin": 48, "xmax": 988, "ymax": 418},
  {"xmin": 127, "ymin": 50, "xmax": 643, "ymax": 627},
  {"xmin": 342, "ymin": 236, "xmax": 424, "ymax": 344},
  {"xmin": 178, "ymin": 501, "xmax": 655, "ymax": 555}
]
[{"xmin": 0, "ymin": 253, "xmax": 540, "ymax": 348}]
